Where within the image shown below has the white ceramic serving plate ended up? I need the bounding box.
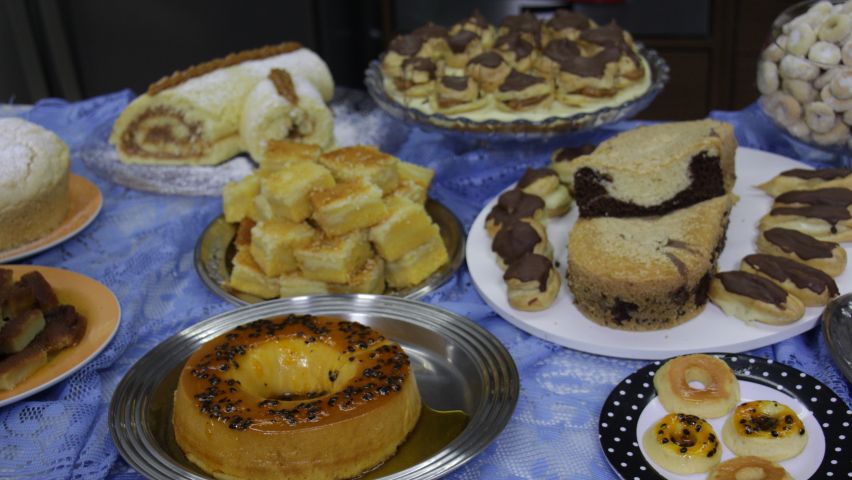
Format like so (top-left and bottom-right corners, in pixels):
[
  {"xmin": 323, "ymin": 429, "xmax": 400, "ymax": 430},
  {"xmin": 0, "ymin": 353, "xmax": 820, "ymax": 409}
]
[{"xmin": 468, "ymin": 147, "xmax": 851, "ymax": 359}]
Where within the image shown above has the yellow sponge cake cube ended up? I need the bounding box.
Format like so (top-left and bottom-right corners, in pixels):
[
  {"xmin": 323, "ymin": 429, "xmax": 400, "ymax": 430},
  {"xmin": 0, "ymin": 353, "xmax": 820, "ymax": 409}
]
[
  {"xmin": 318, "ymin": 145, "xmax": 400, "ymax": 193},
  {"xmin": 310, "ymin": 179, "xmax": 389, "ymax": 236},
  {"xmin": 328, "ymin": 256, "xmax": 386, "ymax": 294},
  {"xmin": 261, "ymin": 140, "xmax": 322, "ymax": 171},
  {"xmin": 397, "ymin": 161, "xmax": 434, "ymax": 189},
  {"xmin": 386, "ymin": 234, "xmax": 449, "ymax": 288},
  {"xmin": 228, "ymin": 249, "xmax": 280, "ymax": 299},
  {"xmin": 279, "ymin": 271, "xmax": 330, "ymax": 297},
  {"xmin": 388, "ymin": 179, "xmax": 428, "ymax": 205},
  {"xmin": 249, "ymin": 220, "xmax": 316, "ymax": 276},
  {"xmin": 293, "ymin": 230, "xmax": 372, "ymax": 283},
  {"xmin": 370, "ymin": 196, "xmax": 438, "ymax": 262},
  {"xmin": 258, "ymin": 162, "xmax": 335, "ymax": 222},
  {"xmin": 223, "ymin": 175, "xmax": 260, "ymax": 223}
]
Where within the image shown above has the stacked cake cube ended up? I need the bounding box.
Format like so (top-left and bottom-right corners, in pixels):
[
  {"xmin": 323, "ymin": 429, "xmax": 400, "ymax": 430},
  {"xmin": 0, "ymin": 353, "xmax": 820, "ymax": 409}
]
[{"xmin": 223, "ymin": 141, "xmax": 448, "ymax": 298}]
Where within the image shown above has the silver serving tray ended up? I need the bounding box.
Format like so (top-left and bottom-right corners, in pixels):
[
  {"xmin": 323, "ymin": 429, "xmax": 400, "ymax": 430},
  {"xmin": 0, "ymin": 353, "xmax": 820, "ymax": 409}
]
[
  {"xmin": 194, "ymin": 199, "xmax": 465, "ymax": 305},
  {"xmin": 822, "ymin": 293, "xmax": 852, "ymax": 384},
  {"xmin": 108, "ymin": 295, "xmax": 518, "ymax": 480},
  {"xmin": 364, "ymin": 43, "xmax": 669, "ymax": 137}
]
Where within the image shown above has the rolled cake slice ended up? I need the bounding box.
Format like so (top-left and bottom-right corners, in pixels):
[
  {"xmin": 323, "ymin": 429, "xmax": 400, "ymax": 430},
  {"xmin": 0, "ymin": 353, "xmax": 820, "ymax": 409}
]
[
  {"xmin": 567, "ymin": 194, "xmax": 735, "ymax": 331},
  {"xmin": 110, "ymin": 43, "xmax": 334, "ymax": 166},
  {"xmin": 240, "ymin": 68, "xmax": 335, "ymax": 163},
  {"xmin": 571, "ymin": 119, "xmax": 737, "ymax": 217}
]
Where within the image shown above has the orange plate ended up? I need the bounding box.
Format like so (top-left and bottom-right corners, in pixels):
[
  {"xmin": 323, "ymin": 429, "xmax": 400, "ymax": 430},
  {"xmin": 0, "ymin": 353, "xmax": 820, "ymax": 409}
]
[
  {"xmin": 0, "ymin": 175, "xmax": 103, "ymax": 263},
  {"xmin": 0, "ymin": 265, "xmax": 121, "ymax": 406}
]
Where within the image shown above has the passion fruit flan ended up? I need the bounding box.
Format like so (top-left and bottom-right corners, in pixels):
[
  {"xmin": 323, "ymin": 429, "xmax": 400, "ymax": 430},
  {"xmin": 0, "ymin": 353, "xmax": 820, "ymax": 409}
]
[{"xmin": 173, "ymin": 315, "xmax": 422, "ymax": 480}]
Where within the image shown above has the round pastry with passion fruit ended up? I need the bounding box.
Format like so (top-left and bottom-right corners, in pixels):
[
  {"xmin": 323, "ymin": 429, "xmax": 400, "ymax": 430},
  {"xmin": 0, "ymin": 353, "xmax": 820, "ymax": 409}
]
[
  {"xmin": 642, "ymin": 412, "xmax": 721, "ymax": 474},
  {"xmin": 172, "ymin": 314, "xmax": 422, "ymax": 480},
  {"xmin": 722, "ymin": 400, "xmax": 808, "ymax": 462}
]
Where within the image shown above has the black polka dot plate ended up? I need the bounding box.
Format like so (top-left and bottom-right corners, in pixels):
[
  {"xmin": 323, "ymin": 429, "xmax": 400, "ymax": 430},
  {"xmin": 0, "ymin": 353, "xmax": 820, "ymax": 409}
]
[{"xmin": 599, "ymin": 353, "xmax": 851, "ymax": 480}]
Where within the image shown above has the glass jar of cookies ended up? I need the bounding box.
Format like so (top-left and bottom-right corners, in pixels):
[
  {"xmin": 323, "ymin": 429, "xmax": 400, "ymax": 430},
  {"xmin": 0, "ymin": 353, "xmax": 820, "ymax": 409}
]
[{"xmin": 758, "ymin": 0, "xmax": 852, "ymax": 151}]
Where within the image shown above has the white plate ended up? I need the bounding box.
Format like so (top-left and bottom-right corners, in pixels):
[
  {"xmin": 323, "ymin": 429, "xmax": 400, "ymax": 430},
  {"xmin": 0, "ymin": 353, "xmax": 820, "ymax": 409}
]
[{"xmin": 467, "ymin": 147, "xmax": 852, "ymax": 359}]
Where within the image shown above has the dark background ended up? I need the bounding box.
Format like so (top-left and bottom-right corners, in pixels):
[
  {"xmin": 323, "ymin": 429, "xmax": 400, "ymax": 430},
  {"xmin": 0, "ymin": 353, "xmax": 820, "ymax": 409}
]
[{"xmin": 1, "ymin": 0, "xmax": 799, "ymax": 119}]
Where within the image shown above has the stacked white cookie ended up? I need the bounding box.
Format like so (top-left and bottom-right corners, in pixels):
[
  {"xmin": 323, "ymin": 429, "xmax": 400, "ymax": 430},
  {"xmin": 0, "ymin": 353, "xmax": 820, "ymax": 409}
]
[
  {"xmin": 759, "ymin": 0, "xmax": 852, "ymax": 148},
  {"xmin": 709, "ymin": 167, "xmax": 849, "ymax": 325},
  {"xmin": 222, "ymin": 141, "xmax": 448, "ymax": 299}
]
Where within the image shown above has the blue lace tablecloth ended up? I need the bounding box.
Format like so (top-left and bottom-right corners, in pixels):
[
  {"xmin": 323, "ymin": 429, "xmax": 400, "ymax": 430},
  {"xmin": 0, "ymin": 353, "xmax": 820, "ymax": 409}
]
[{"xmin": 1, "ymin": 91, "xmax": 850, "ymax": 480}]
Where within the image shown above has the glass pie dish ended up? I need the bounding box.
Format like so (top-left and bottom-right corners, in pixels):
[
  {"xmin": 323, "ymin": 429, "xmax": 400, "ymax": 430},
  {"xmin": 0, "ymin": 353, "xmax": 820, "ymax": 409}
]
[{"xmin": 364, "ymin": 43, "xmax": 669, "ymax": 138}]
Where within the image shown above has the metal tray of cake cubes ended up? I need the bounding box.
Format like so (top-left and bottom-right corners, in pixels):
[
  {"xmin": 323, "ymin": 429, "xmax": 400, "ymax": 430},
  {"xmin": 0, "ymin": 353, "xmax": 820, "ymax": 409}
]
[{"xmin": 194, "ymin": 199, "xmax": 465, "ymax": 305}]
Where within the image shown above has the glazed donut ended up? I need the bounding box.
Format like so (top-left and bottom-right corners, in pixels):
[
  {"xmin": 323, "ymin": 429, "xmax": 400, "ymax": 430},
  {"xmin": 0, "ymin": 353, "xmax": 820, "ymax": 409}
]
[
  {"xmin": 760, "ymin": 92, "xmax": 802, "ymax": 127},
  {"xmin": 491, "ymin": 217, "xmax": 552, "ymax": 269},
  {"xmin": 503, "ymin": 253, "xmax": 560, "ymax": 311},
  {"xmin": 818, "ymin": 13, "xmax": 852, "ymax": 43},
  {"xmin": 781, "ymin": 78, "xmax": 816, "ymax": 103},
  {"xmin": 813, "ymin": 118, "xmax": 851, "ymax": 145},
  {"xmin": 653, "ymin": 354, "xmax": 740, "ymax": 419},
  {"xmin": 757, "ymin": 227, "xmax": 847, "ymax": 277},
  {"xmin": 757, "ymin": 61, "xmax": 779, "ymax": 95},
  {"xmin": 779, "ymin": 55, "xmax": 819, "ymax": 81},
  {"xmin": 804, "ymin": 101, "xmax": 837, "ymax": 132},
  {"xmin": 814, "ymin": 67, "xmax": 838, "ymax": 90},
  {"xmin": 642, "ymin": 413, "xmax": 721, "ymax": 475},
  {"xmin": 808, "ymin": 40, "xmax": 841, "ymax": 64},
  {"xmin": 787, "ymin": 23, "xmax": 816, "ymax": 57},
  {"xmin": 757, "ymin": 167, "xmax": 852, "ymax": 197},
  {"xmin": 706, "ymin": 456, "xmax": 792, "ymax": 480},
  {"xmin": 741, "ymin": 253, "xmax": 839, "ymax": 306},
  {"xmin": 485, "ymin": 189, "xmax": 545, "ymax": 237},
  {"xmin": 709, "ymin": 271, "xmax": 805, "ymax": 326},
  {"xmin": 173, "ymin": 315, "xmax": 422, "ymax": 480},
  {"xmin": 722, "ymin": 401, "xmax": 808, "ymax": 462},
  {"xmin": 831, "ymin": 70, "xmax": 852, "ymax": 99}
]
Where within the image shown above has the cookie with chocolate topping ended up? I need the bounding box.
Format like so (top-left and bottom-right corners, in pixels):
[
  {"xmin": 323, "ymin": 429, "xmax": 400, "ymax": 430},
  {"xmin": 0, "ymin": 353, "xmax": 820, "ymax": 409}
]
[
  {"xmin": 491, "ymin": 217, "xmax": 552, "ymax": 269},
  {"xmin": 466, "ymin": 51, "xmax": 512, "ymax": 93},
  {"xmin": 517, "ymin": 167, "xmax": 572, "ymax": 217},
  {"xmin": 758, "ymin": 203, "xmax": 852, "ymax": 242},
  {"xmin": 432, "ymin": 75, "xmax": 487, "ymax": 114},
  {"xmin": 382, "ymin": 35, "xmax": 426, "ymax": 77},
  {"xmin": 756, "ymin": 228, "xmax": 847, "ymax": 277},
  {"xmin": 493, "ymin": 33, "xmax": 537, "ymax": 71},
  {"xmin": 504, "ymin": 253, "xmax": 560, "ymax": 311},
  {"xmin": 740, "ymin": 253, "xmax": 839, "ymax": 306},
  {"xmin": 550, "ymin": 144, "xmax": 596, "ymax": 188},
  {"xmin": 545, "ymin": 9, "xmax": 595, "ymax": 41},
  {"xmin": 495, "ymin": 69, "xmax": 553, "ymax": 112},
  {"xmin": 757, "ymin": 168, "xmax": 852, "ymax": 197},
  {"xmin": 446, "ymin": 30, "xmax": 485, "ymax": 68},
  {"xmin": 709, "ymin": 271, "xmax": 805, "ymax": 325},
  {"xmin": 396, "ymin": 57, "xmax": 437, "ymax": 97},
  {"xmin": 485, "ymin": 189, "xmax": 546, "ymax": 236},
  {"xmin": 450, "ymin": 10, "xmax": 495, "ymax": 47}
]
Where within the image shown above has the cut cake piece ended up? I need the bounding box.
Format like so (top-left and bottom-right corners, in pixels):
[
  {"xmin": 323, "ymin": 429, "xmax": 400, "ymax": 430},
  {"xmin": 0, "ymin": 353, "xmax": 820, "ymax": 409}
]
[
  {"xmin": 223, "ymin": 175, "xmax": 260, "ymax": 223},
  {"xmin": 571, "ymin": 119, "xmax": 737, "ymax": 217},
  {"xmin": 328, "ymin": 256, "xmax": 386, "ymax": 294},
  {"xmin": 567, "ymin": 194, "xmax": 735, "ymax": 331},
  {"xmin": 386, "ymin": 234, "xmax": 449, "ymax": 288},
  {"xmin": 318, "ymin": 145, "xmax": 400, "ymax": 194},
  {"xmin": 397, "ymin": 161, "xmax": 434, "ymax": 190},
  {"xmin": 249, "ymin": 220, "xmax": 316, "ymax": 276},
  {"xmin": 370, "ymin": 196, "xmax": 439, "ymax": 262},
  {"xmin": 228, "ymin": 248, "xmax": 280, "ymax": 299},
  {"xmin": 310, "ymin": 179, "xmax": 389, "ymax": 236},
  {"xmin": 0, "ymin": 310, "xmax": 45, "ymax": 354},
  {"xmin": 256, "ymin": 161, "xmax": 335, "ymax": 222},
  {"xmin": 293, "ymin": 230, "xmax": 372, "ymax": 283},
  {"xmin": 279, "ymin": 271, "xmax": 330, "ymax": 297},
  {"xmin": 261, "ymin": 140, "xmax": 322, "ymax": 171}
]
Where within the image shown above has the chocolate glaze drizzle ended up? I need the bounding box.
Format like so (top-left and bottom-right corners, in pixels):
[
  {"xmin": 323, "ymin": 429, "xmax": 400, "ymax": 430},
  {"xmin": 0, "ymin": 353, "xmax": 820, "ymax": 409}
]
[
  {"xmin": 503, "ymin": 253, "xmax": 553, "ymax": 292},
  {"xmin": 743, "ymin": 254, "xmax": 838, "ymax": 296},
  {"xmin": 448, "ymin": 30, "xmax": 478, "ymax": 53},
  {"xmin": 517, "ymin": 168, "xmax": 558, "ymax": 189},
  {"xmin": 763, "ymin": 228, "xmax": 837, "ymax": 260},
  {"xmin": 775, "ymin": 188, "xmax": 852, "ymax": 207},
  {"xmin": 499, "ymin": 69, "xmax": 545, "ymax": 92},
  {"xmin": 554, "ymin": 144, "xmax": 595, "ymax": 163},
  {"xmin": 492, "ymin": 220, "xmax": 543, "ymax": 263},
  {"xmin": 716, "ymin": 271, "xmax": 787, "ymax": 307},
  {"xmin": 468, "ymin": 51, "xmax": 505, "ymax": 68},
  {"xmin": 779, "ymin": 168, "xmax": 851, "ymax": 180}
]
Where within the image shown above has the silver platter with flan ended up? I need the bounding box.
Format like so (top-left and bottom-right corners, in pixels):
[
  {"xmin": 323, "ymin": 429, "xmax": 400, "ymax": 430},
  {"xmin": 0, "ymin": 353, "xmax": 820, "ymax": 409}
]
[
  {"xmin": 194, "ymin": 198, "xmax": 465, "ymax": 305},
  {"xmin": 108, "ymin": 295, "xmax": 519, "ymax": 480}
]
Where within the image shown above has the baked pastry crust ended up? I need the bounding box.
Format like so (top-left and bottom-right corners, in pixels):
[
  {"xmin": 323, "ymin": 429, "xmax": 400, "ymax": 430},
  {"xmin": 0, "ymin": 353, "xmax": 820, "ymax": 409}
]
[
  {"xmin": 706, "ymin": 456, "xmax": 792, "ymax": 480},
  {"xmin": 721, "ymin": 401, "xmax": 808, "ymax": 462},
  {"xmin": 642, "ymin": 413, "xmax": 721, "ymax": 474},
  {"xmin": 653, "ymin": 354, "xmax": 740, "ymax": 419},
  {"xmin": 173, "ymin": 315, "xmax": 421, "ymax": 480},
  {"xmin": 0, "ymin": 119, "xmax": 69, "ymax": 251}
]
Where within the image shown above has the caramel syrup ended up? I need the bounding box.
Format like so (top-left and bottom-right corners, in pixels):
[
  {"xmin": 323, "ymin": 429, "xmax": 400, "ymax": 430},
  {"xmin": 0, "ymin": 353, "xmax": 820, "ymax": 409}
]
[{"xmin": 148, "ymin": 362, "xmax": 470, "ymax": 478}]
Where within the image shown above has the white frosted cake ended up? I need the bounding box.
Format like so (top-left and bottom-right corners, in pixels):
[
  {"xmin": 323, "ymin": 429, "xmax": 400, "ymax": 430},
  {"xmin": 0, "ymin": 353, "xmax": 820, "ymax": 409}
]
[{"xmin": 0, "ymin": 118, "xmax": 70, "ymax": 250}]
